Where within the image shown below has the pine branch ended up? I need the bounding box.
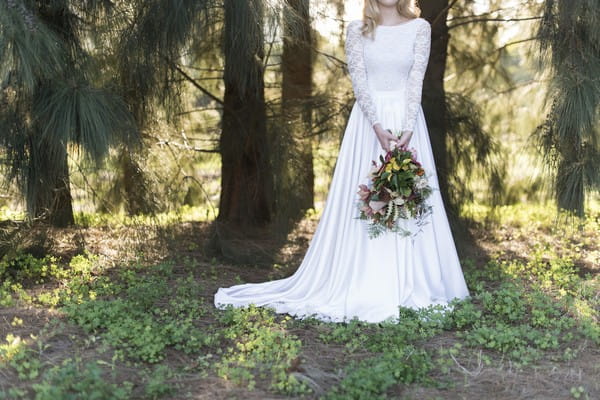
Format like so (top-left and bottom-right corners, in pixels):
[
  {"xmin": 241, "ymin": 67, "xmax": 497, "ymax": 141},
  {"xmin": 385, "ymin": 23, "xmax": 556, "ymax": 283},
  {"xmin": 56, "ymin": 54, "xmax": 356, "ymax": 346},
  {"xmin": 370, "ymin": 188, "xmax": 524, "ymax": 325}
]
[
  {"xmin": 431, "ymin": 0, "xmax": 460, "ymax": 28},
  {"xmin": 449, "ymin": 16, "xmax": 542, "ymax": 30},
  {"xmin": 171, "ymin": 63, "xmax": 224, "ymax": 106},
  {"xmin": 313, "ymin": 49, "xmax": 347, "ymax": 68},
  {"xmin": 156, "ymin": 138, "xmax": 218, "ymax": 153}
]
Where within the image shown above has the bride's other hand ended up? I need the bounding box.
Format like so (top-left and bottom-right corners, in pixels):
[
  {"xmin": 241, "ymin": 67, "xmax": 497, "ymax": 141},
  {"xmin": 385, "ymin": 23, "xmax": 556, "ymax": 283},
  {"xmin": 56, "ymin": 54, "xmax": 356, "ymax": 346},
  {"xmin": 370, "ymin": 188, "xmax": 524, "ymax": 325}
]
[
  {"xmin": 373, "ymin": 124, "xmax": 398, "ymax": 152},
  {"xmin": 397, "ymin": 130, "xmax": 413, "ymax": 148}
]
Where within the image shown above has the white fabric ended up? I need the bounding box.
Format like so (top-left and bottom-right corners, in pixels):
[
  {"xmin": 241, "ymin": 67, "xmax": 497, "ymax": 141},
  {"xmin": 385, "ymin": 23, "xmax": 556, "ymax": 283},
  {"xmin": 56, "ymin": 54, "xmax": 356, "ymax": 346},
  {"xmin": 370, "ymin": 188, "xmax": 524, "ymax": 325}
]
[
  {"xmin": 346, "ymin": 18, "xmax": 431, "ymax": 131},
  {"xmin": 214, "ymin": 18, "xmax": 469, "ymax": 323}
]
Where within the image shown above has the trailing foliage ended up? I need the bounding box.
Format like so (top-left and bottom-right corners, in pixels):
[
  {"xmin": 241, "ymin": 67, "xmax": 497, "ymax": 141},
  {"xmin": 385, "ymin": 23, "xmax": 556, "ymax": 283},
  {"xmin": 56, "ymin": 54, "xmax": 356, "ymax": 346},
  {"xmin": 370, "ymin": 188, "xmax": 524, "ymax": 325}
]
[
  {"xmin": 537, "ymin": 0, "xmax": 600, "ymax": 215},
  {"xmin": 115, "ymin": 0, "xmax": 213, "ymax": 124},
  {"xmin": 445, "ymin": 93, "xmax": 506, "ymax": 207},
  {"xmin": 65, "ymin": 264, "xmax": 217, "ymax": 363}
]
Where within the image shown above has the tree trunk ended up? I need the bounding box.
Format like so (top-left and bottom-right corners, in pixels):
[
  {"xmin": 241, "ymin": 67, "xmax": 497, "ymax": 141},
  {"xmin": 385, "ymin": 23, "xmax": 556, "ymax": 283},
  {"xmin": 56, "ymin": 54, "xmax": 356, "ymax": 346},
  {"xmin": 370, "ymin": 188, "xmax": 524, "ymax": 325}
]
[
  {"xmin": 277, "ymin": 0, "xmax": 314, "ymax": 222},
  {"xmin": 26, "ymin": 3, "xmax": 76, "ymax": 227},
  {"xmin": 121, "ymin": 149, "xmax": 154, "ymax": 215},
  {"xmin": 218, "ymin": 0, "xmax": 272, "ymax": 228},
  {"xmin": 556, "ymin": 141, "xmax": 585, "ymax": 216},
  {"xmin": 419, "ymin": 1, "xmax": 472, "ymax": 250},
  {"xmin": 419, "ymin": 1, "xmax": 451, "ymax": 211},
  {"xmin": 28, "ymin": 142, "xmax": 74, "ymax": 227},
  {"xmin": 118, "ymin": 74, "xmax": 154, "ymax": 216}
]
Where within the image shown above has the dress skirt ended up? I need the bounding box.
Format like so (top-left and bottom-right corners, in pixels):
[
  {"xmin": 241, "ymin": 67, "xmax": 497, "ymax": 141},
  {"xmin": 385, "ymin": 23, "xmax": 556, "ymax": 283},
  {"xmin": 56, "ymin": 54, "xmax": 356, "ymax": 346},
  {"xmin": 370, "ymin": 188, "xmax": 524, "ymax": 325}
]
[{"xmin": 214, "ymin": 90, "xmax": 470, "ymax": 323}]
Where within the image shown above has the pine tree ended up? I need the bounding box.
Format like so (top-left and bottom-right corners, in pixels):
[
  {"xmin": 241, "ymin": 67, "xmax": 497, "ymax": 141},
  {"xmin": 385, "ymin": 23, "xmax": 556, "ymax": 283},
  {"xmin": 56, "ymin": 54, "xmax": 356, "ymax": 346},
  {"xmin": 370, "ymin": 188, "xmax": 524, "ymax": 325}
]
[
  {"xmin": 275, "ymin": 0, "xmax": 315, "ymax": 225},
  {"xmin": 217, "ymin": 0, "xmax": 272, "ymax": 228},
  {"xmin": 537, "ymin": 0, "xmax": 600, "ymax": 216},
  {"xmin": 112, "ymin": 0, "xmax": 213, "ymax": 215},
  {"xmin": 419, "ymin": 1, "xmax": 455, "ymax": 219},
  {"xmin": 0, "ymin": 0, "xmax": 135, "ymax": 226}
]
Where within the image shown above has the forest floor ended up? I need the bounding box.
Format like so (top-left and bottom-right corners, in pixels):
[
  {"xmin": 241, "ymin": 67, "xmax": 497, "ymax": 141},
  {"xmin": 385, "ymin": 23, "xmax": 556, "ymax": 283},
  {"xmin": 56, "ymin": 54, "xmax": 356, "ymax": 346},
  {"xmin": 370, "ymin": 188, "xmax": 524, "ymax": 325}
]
[{"xmin": 0, "ymin": 203, "xmax": 598, "ymax": 399}]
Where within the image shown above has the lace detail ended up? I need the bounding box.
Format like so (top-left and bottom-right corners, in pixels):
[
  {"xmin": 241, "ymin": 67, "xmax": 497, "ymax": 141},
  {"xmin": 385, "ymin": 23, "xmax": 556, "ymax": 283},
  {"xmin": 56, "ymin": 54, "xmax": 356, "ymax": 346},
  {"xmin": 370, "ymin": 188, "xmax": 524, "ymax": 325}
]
[
  {"xmin": 345, "ymin": 20, "xmax": 379, "ymax": 127},
  {"xmin": 404, "ymin": 21, "xmax": 431, "ymax": 132},
  {"xmin": 345, "ymin": 19, "xmax": 431, "ymax": 132}
]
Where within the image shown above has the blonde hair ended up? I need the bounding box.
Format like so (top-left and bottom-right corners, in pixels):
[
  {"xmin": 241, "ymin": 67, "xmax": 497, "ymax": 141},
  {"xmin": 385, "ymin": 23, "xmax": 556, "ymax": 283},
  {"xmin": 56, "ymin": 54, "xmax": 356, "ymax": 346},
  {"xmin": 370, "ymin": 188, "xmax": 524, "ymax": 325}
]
[{"xmin": 362, "ymin": 0, "xmax": 421, "ymax": 37}]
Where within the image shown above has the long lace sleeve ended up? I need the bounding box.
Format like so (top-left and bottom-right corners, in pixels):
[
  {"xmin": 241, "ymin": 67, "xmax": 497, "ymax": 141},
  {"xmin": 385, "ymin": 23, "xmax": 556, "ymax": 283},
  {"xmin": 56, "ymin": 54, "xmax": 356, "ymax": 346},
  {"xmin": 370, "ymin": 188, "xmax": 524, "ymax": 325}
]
[
  {"xmin": 404, "ymin": 20, "xmax": 431, "ymax": 132},
  {"xmin": 345, "ymin": 20, "xmax": 379, "ymax": 127}
]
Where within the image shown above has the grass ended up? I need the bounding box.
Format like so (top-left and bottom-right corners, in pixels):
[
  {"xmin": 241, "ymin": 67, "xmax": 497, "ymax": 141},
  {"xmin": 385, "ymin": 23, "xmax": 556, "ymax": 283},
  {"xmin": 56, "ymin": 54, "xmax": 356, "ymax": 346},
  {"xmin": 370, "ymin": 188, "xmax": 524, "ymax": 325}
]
[{"xmin": 0, "ymin": 202, "xmax": 598, "ymax": 399}]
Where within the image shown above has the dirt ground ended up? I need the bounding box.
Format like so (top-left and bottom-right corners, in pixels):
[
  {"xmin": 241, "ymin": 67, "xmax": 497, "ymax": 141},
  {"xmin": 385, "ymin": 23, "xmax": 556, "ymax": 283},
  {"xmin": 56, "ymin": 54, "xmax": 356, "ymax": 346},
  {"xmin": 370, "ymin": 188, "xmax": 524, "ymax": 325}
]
[{"xmin": 0, "ymin": 215, "xmax": 598, "ymax": 399}]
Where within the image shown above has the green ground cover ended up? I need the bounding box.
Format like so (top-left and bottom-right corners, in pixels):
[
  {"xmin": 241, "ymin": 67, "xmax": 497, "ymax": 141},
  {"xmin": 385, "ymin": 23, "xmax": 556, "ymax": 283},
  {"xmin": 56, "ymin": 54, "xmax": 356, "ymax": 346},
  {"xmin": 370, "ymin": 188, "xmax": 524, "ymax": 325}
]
[{"xmin": 0, "ymin": 203, "xmax": 598, "ymax": 399}]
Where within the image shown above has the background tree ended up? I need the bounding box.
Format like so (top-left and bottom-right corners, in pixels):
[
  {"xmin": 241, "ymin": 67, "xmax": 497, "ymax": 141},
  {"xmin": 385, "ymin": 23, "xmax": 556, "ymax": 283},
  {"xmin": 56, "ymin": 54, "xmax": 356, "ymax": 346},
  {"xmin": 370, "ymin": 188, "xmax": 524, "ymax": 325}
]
[
  {"xmin": 274, "ymin": 0, "xmax": 315, "ymax": 225},
  {"xmin": 217, "ymin": 0, "xmax": 272, "ymax": 228},
  {"xmin": 111, "ymin": 0, "xmax": 213, "ymax": 215},
  {"xmin": 419, "ymin": 1, "xmax": 503, "ymax": 246},
  {"xmin": 537, "ymin": 0, "xmax": 600, "ymax": 216},
  {"xmin": 419, "ymin": 1, "xmax": 453, "ymax": 216},
  {"xmin": 417, "ymin": 1, "xmax": 548, "ymax": 232},
  {"xmin": 0, "ymin": 0, "xmax": 135, "ymax": 226}
]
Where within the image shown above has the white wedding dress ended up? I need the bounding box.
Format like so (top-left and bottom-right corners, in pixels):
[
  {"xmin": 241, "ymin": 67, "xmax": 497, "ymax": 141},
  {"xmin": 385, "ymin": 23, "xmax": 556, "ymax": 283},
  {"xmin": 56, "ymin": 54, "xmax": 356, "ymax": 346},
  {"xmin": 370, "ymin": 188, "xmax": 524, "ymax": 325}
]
[{"xmin": 214, "ymin": 18, "xmax": 469, "ymax": 323}]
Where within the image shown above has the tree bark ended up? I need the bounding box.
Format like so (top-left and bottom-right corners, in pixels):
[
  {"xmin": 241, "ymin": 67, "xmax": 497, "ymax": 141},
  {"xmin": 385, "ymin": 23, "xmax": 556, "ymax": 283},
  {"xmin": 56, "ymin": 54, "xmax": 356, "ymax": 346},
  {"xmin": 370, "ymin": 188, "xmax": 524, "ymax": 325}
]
[
  {"xmin": 28, "ymin": 143, "xmax": 74, "ymax": 227},
  {"xmin": 118, "ymin": 72, "xmax": 154, "ymax": 216},
  {"xmin": 121, "ymin": 150, "xmax": 154, "ymax": 215},
  {"xmin": 218, "ymin": 0, "xmax": 272, "ymax": 228},
  {"xmin": 556, "ymin": 154, "xmax": 584, "ymax": 216},
  {"xmin": 26, "ymin": 2, "xmax": 76, "ymax": 227},
  {"xmin": 419, "ymin": 1, "xmax": 451, "ymax": 212},
  {"xmin": 419, "ymin": 1, "xmax": 473, "ymax": 250},
  {"xmin": 278, "ymin": 0, "xmax": 314, "ymax": 220}
]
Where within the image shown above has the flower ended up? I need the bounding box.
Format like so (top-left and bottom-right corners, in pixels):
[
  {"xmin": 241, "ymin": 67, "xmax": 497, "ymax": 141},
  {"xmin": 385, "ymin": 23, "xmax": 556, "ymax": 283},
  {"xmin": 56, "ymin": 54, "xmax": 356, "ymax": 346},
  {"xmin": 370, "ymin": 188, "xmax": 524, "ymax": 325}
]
[
  {"xmin": 415, "ymin": 176, "xmax": 428, "ymax": 190},
  {"xmin": 360, "ymin": 205, "xmax": 374, "ymax": 216},
  {"xmin": 385, "ymin": 158, "xmax": 401, "ymax": 173},
  {"xmin": 369, "ymin": 200, "xmax": 387, "ymax": 213},
  {"xmin": 357, "ymin": 184, "xmax": 371, "ymax": 201}
]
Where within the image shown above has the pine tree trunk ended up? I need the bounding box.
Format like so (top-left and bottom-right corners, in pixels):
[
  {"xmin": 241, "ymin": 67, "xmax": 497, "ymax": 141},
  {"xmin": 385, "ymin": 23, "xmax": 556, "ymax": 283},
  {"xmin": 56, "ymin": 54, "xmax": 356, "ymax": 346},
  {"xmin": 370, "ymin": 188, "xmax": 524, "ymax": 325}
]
[
  {"xmin": 278, "ymin": 0, "xmax": 314, "ymax": 221},
  {"xmin": 419, "ymin": 1, "xmax": 472, "ymax": 250},
  {"xmin": 118, "ymin": 76, "xmax": 154, "ymax": 216},
  {"xmin": 121, "ymin": 150, "xmax": 154, "ymax": 215},
  {"xmin": 28, "ymin": 143, "xmax": 74, "ymax": 227},
  {"xmin": 419, "ymin": 1, "xmax": 451, "ymax": 211},
  {"xmin": 26, "ymin": 2, "xmax": 75, "ymax": 227},
  {"xmin": 218, "ymin": 0, "xmax": 272, "ymax": 228},
  {"xmin": 556, "ymin": 143, "xmax": 585, "ymax": 217}
]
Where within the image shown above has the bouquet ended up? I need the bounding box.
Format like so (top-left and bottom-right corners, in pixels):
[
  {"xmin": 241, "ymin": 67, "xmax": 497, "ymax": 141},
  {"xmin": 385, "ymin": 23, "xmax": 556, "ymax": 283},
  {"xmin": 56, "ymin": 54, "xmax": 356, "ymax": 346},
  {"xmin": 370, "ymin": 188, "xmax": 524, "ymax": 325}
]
[{"xmin": 357, "ymin": 144, "xmax": 433, "ymax": 239}]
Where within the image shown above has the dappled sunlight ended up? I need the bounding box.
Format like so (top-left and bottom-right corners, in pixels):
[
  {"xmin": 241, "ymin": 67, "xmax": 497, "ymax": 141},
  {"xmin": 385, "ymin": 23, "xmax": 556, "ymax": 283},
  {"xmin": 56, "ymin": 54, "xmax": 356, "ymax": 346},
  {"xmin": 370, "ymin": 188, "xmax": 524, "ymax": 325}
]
[
  {"xmin": 0, "ymin": 201, "xmax": 598, "ymax": 398},
  {"xmin": 0, "ymin": 334, "xmax": 27, "ymax": 365},
  {"xmin": 74, "ymin": 205, "xmax": 218, "ymax": 227},
  {"xmin": 1, "ymin": 0, "xmax": 598, "ymax": 398}
]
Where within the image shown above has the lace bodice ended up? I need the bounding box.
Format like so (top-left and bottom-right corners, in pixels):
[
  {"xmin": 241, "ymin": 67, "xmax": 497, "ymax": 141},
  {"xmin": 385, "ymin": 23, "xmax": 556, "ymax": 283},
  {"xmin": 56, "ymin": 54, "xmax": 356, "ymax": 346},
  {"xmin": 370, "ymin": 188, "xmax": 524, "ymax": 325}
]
[{"xmin": 345, "ymin": 18, "xmax": 431, "ymax": 132}]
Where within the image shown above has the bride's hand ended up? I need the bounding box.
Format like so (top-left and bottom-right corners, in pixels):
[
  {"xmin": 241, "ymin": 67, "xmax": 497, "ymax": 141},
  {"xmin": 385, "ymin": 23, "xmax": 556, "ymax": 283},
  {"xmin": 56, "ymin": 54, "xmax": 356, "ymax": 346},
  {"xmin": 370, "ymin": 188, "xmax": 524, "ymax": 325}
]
[
  {"xmin": 373, "ymin": 124, "xmax": 398, "ymax": 152},
  {"xmin": 397, "ymin": 130, "xmax": 413, "ymax": 148}
]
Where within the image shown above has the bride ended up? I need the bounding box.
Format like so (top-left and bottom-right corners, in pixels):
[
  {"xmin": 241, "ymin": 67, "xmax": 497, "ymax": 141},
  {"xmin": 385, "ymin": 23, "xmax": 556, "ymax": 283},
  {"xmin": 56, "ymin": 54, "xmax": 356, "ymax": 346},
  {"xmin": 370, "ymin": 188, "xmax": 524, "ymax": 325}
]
[{"xmin": 214, "ymin": 0, "xmax": 469, "ymax": 323}]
